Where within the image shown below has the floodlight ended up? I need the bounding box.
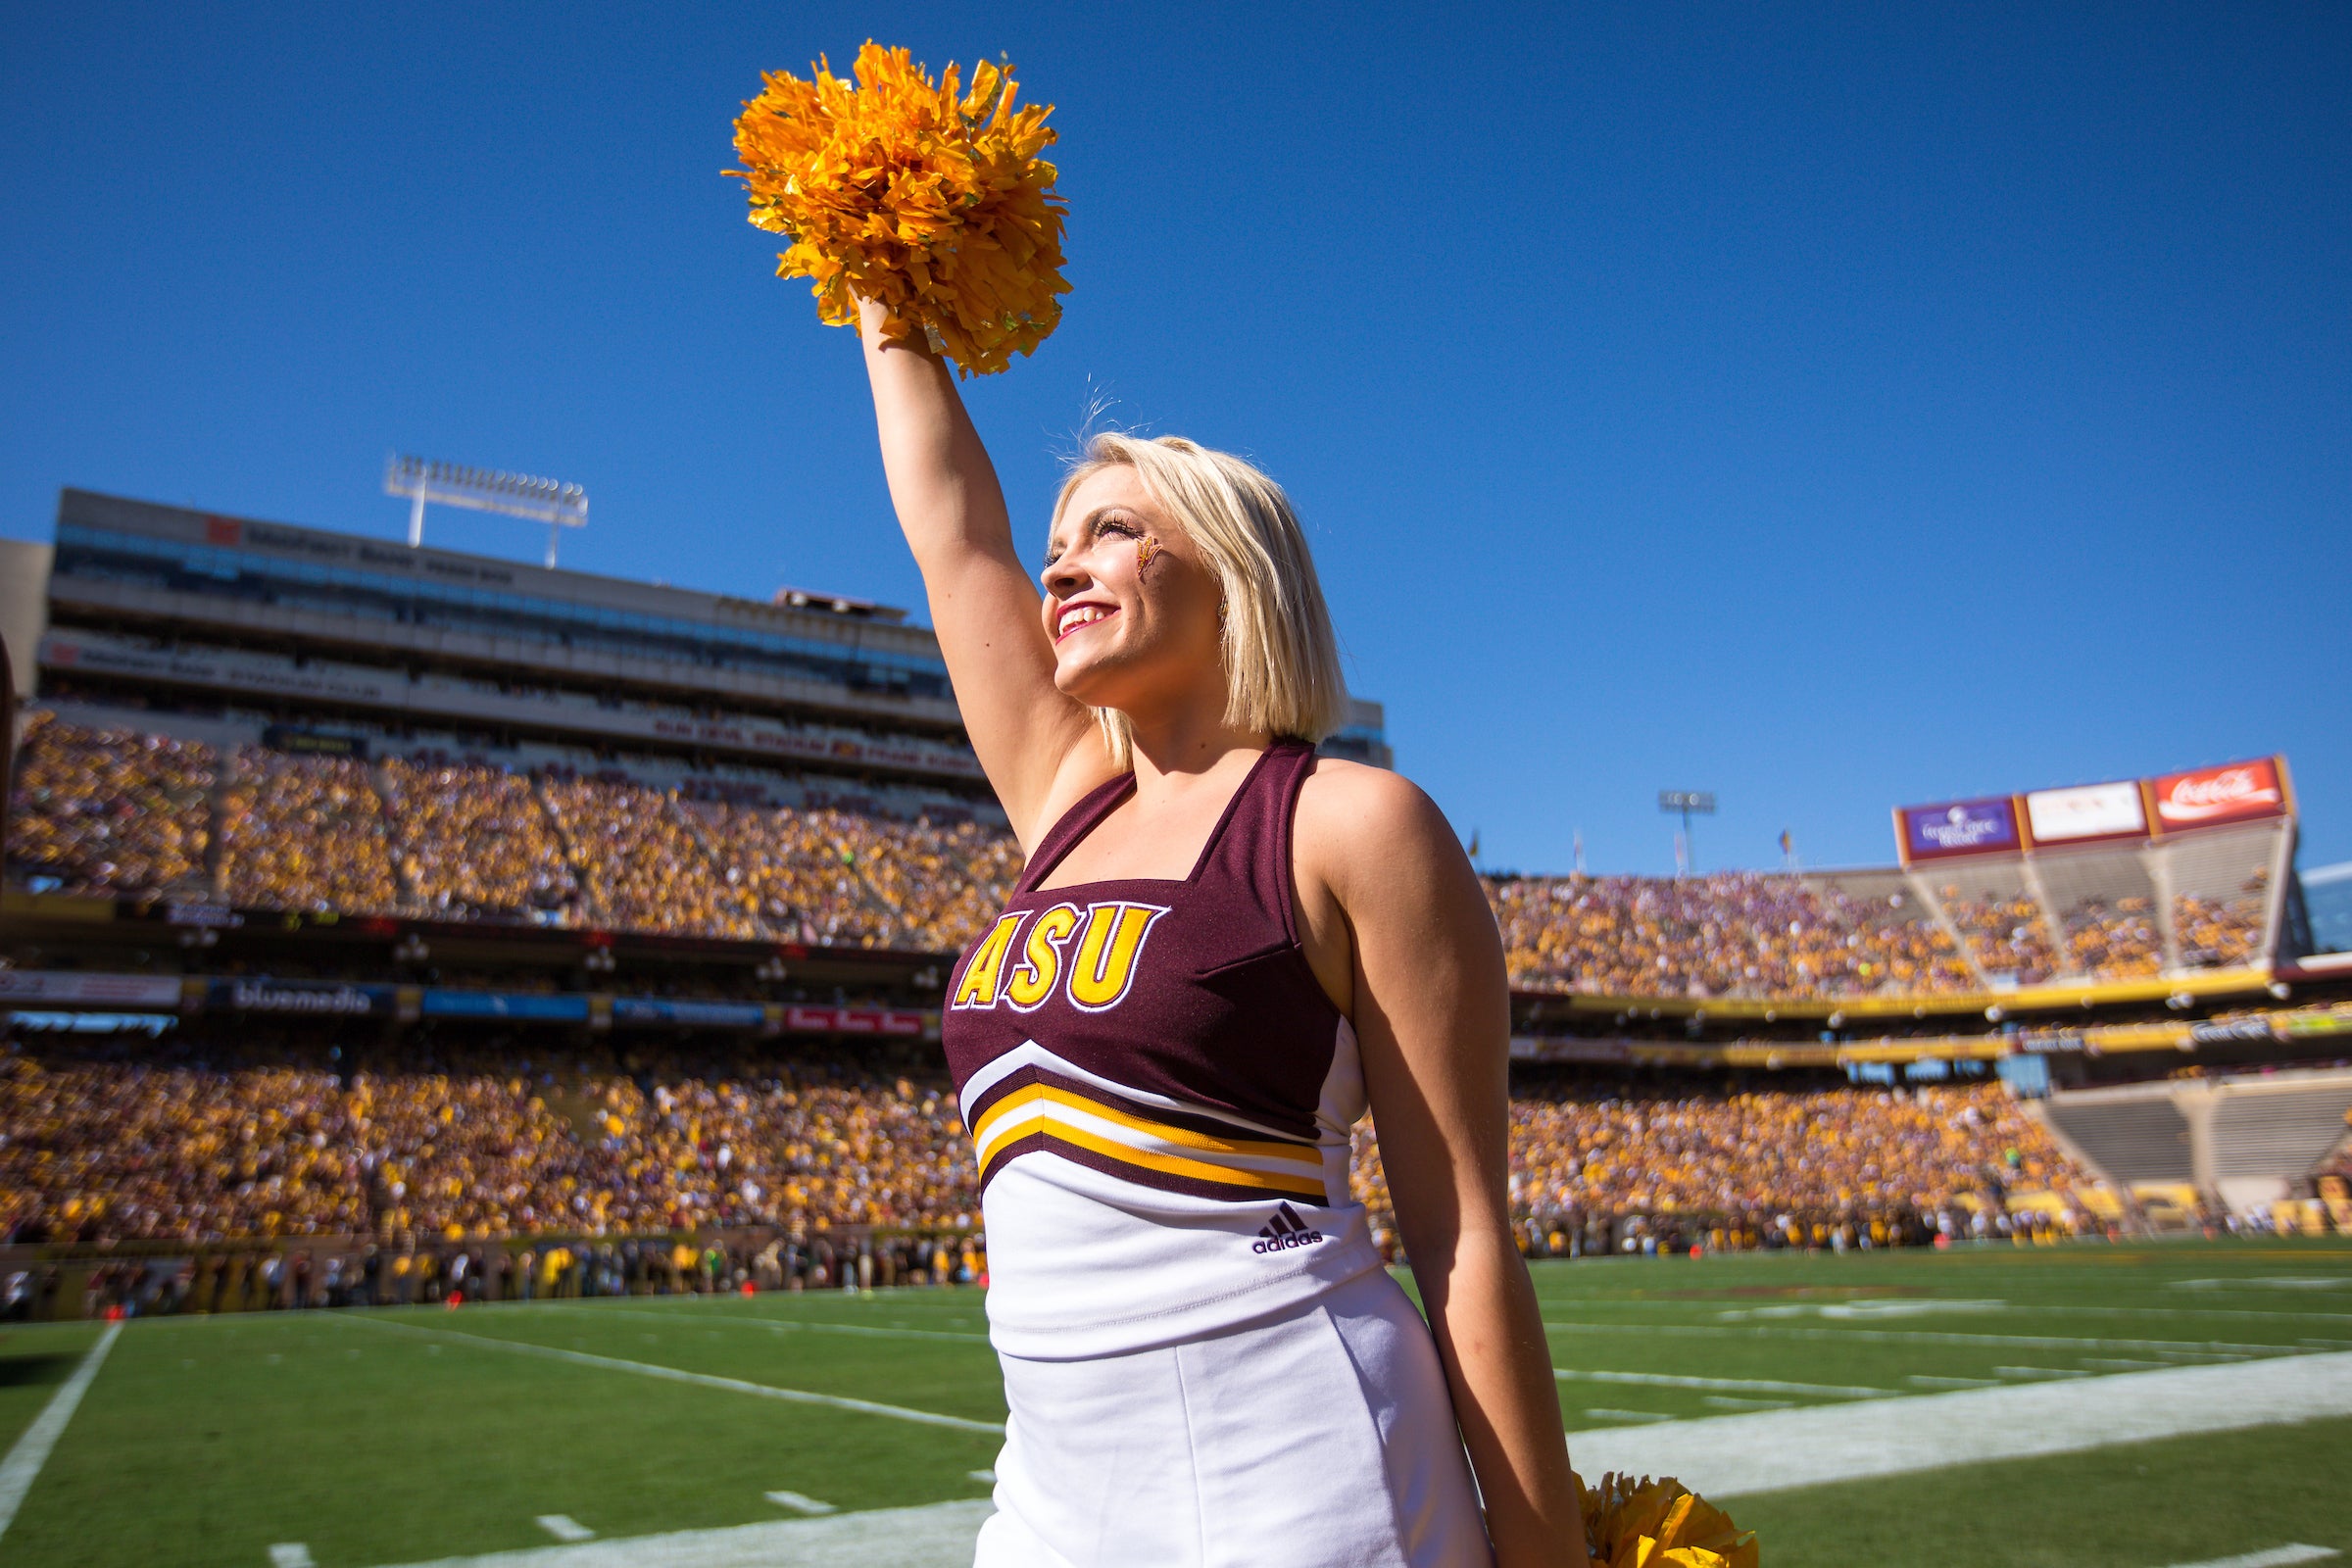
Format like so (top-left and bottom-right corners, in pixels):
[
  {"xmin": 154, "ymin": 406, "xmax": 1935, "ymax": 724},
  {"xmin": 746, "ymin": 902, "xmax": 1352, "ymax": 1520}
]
[
  {"xmin": 1658, "ymin": 790, "xmax": 1717, "ymax": 877},
  {"xmin": 385, "ymin": 454, "xmax": 588, "ymax": 567}
]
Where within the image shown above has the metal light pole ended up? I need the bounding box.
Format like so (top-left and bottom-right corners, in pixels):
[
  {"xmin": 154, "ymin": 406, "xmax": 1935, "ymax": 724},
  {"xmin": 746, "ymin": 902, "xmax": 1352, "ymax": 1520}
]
[
  {"xmin": 1658, "ymin": 790, "xmax": 1716, "ymax": 877},
  {"xmin": 385, "ymin": 455, "xmax": 589, "ymax": 567}
]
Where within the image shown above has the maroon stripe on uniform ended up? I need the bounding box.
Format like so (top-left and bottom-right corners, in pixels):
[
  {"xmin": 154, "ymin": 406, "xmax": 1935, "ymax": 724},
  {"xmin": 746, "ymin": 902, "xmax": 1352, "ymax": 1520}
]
[{"xmin": 978, "ymin": 1131, "xmax": 1330, "ymax": 1207}]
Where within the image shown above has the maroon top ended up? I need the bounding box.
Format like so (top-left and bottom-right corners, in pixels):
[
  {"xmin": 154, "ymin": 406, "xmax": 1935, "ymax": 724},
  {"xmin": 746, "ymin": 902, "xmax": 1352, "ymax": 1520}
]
[{"xmin": 942, "ymin": 741, "xmax": 1348, "ymax": 1200}]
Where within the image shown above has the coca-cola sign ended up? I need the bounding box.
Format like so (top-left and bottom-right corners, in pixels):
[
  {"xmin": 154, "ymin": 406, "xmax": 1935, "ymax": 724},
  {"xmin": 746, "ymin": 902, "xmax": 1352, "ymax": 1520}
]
[{"xmin": 2152, "ymin": 757, "xmax": 2288, "ymax": 831}]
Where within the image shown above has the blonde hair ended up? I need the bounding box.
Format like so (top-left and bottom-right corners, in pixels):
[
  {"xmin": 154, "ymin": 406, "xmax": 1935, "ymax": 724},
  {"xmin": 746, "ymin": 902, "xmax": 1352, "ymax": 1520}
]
[{"xmin": 1052, "ymin": 433, "xmax": 1348, "ymax": 768}]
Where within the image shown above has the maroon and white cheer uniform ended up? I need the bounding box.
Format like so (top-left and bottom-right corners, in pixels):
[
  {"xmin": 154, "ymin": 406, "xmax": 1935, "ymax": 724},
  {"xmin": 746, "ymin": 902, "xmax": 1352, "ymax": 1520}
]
[{"xmin": 944, "ymin": 741, "xmax": 1490, "ymax": 1567}]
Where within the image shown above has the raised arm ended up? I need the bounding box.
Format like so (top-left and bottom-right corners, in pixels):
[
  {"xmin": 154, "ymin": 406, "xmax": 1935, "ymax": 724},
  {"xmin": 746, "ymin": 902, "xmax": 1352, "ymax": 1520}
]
[
  {"xmin": 855, "ymin": 298, "xmax": 1103, "ymax": 848},
  {"xmin": 1299, "ymin": 768, "xmax": 1591, "ymax": 1568}
]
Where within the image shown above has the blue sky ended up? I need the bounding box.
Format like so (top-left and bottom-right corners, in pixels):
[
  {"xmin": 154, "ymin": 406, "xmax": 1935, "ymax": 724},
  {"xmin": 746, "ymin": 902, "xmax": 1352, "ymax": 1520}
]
[{"xmin": 2, "ymin": 3, "xmax": 2345, "ymax": 875}]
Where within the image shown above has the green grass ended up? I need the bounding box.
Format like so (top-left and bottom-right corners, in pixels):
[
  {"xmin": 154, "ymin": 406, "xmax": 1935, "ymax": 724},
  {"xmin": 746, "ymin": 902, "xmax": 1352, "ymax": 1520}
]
[{"xmin": 0, "ymin": 1240, "xmax": 2345, "ymax": 1567}]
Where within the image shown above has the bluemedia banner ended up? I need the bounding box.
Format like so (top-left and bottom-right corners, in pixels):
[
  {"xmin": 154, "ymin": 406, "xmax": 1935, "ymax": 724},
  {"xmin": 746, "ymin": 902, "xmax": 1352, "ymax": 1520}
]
[
  {"xmin": 419, "ymin": 991, "xmax": 590, "ymax": 1022},
  {"xmin": 206, "ymin": 978, "xmax": 393, "ymax": 1016},
  {"xmin": 1897, "ymin": 797, "xmax": 2022, "ymax": 863}
]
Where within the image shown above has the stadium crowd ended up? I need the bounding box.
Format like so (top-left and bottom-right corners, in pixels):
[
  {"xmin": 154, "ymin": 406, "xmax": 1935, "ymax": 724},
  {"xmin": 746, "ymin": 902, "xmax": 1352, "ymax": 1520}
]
[
  {"xmin": 2, "ymin": 1025, "xmax": 2093, "ymax": 1264},
  {"xmin": 5, "ymin": 713, "xmax": 215, "ymax": 895},
  {"xmin": 1486, "ymin": 872, "xmax": 1979, "ymax": 998},
  {"xmin": 4, "ymin": 716, "xmax": 2285, "ymax": 995},
  {"xmin": 379, "ymin": 756, "xmax": 582, "ymax": 920},
  {"xmin": 0, "ymin": 1032, "xmax": 982, "ymax": 1247},
  {"xmin": 215, "ymin": 748, "xmax": 401, "ymax": 915}
]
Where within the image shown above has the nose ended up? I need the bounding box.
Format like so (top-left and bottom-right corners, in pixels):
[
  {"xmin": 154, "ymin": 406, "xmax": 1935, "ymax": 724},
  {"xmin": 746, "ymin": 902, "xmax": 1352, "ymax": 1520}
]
[{"xmin": 1042, "ymin": 551, "xmax": 1088, "ymax": 599}]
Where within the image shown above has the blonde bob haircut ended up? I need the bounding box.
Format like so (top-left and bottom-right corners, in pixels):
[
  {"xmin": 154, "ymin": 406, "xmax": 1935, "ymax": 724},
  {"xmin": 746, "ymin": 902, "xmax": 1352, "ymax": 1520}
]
[{"xmin": 1052, "ymin": 433, "xmax": 1348, "ymax": 768}]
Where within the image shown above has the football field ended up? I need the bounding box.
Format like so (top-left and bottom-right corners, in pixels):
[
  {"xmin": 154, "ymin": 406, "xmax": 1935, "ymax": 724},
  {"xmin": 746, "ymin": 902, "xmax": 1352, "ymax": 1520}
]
[{"xmin": 1, "ymin": 1240, "xmax": 2347, "ymax": 1567}]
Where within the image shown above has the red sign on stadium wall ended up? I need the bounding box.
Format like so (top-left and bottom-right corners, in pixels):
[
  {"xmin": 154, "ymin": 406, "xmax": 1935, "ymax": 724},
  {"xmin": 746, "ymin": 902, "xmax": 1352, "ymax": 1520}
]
[{"xmin": 2150, "ymin": 757, "xmax": 2290, "ymax": 832}]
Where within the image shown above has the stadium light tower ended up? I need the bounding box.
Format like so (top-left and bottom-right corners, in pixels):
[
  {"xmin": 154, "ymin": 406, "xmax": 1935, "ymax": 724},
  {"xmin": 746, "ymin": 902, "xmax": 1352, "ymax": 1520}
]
[
  {"xmin": 385, "ymin": 455, "xmax": 588, "ymax": 568},
  {"xmin": 1659, "ymin": 790, "xmax": 1716, "ymax": 878}
]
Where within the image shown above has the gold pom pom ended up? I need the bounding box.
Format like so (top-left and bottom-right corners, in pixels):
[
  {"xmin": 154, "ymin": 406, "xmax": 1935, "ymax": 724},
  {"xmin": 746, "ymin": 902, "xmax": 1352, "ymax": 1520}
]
[
  {"xmin": 726, "ymin": 41, "xmax": 1070, "ymax": 377},
  {"xmin": 1578, "ymin": 1470, "xmax": 1759, "ymax": 1568}
]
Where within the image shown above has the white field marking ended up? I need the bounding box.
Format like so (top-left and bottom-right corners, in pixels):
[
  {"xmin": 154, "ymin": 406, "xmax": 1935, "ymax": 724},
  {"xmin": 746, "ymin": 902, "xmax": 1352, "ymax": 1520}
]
[
  {"xmin": 1573, "ymin": 1349, "xmax": 2352, "ymax": 1499},
  {"xmin": 1581, "ymin": 1408, "xmax": 1679, "ymax": 1424},
  {"xmin": 1700, "ymin": 1396, "xmax": 1791, "ymax": 1411},
  {"xmin": 2083, "ymin": 1357, "xmax": 2173, "ymax": 1371},
  {"xmin": 270, "ymin": 1546, "xmax": 317, "ymax": 1568},
  {"xmin": 2019, "ymin": 1304, "xmax": 2352, "ymax": 1325},
  {"xmin": 1995, "ymin": 1365, "xmax": 2089, "ymax": 1379},
  {"xmin": 1723, "ymin": 1298, "xmax": 2009, "ymax": 1321},
  {"xmin": 1552, "ymin": 1367, "xmax": 1886, "ymax": 1398},
  {"xmin": 966, "ymin": 1470, "xmax": 996, "ymax": 1484},
  {"xmin": 371, "ymin": 1497, "xmax": 995, "ymax": 1568},
  {"xmin": 763, "ymin": 1492, "xmax": 836, "ymax": 1516},
  {"xmin": 536, "ymin": 1517, "xmax": 595, "ymax": 1544},
  {"xmin": 1906, "ymin": 1374, "xmax": 2000, "ymax": 1390},
  {"xmin": 541, "ymin": 1303, "xmax": 991, "ymax": 1346},
  {"xmin": 0, "ymin": 1322, "xmax": 122, "ymax": 1544},
  {"xmin": 1557, "ymin": 1297, "xmax": 2352, "ymax": 1326},
  {"xmin": 2155, "ymin": 1547, "xmax": 2338, "ymax": 1568},
  {"xmin": 339, "ymin": 1314, "xmax": 1003, "ymax": 1436},
  {"xmin": 1543, "ymin": 1318, "xmax": 2297, "ymax": 1356},
  {"xmin": 2171, "ymin": 1277, "xmax": 2351, "ymax": 1292}
]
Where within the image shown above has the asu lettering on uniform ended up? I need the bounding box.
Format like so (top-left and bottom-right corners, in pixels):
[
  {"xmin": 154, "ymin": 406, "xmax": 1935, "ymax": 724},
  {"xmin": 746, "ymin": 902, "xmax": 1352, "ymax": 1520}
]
[{"xmin": 952, "ymin": 901, "xmax": 1169, "ymax": 1013}]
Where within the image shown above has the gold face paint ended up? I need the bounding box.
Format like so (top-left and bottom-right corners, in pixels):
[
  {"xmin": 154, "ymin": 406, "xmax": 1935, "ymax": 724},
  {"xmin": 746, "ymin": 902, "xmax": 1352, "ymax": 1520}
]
[{"xmin": 1136, "ymin": 535, "xmax": 1158, "ymax": 571}]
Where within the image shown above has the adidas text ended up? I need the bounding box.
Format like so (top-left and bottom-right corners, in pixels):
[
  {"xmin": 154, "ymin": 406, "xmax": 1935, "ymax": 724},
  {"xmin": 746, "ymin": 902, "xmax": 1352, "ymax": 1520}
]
[{"xmin": 1251, "ymin": 1202, "xmax": 1326, "ymax": 1254}]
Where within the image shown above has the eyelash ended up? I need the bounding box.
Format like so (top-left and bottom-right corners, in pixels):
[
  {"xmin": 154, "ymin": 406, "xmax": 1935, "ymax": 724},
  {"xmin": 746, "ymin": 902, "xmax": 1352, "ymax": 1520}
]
[{"xmin": 1043, "ymin": 517, "xmax": 1139, "ymax": 569}]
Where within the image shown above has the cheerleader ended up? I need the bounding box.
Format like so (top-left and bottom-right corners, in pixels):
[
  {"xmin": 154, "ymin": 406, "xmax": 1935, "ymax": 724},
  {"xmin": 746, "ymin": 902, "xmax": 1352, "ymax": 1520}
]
[{"xmin": 854, "ymin": 294, "xmax": 1590, "ymax": 1567}]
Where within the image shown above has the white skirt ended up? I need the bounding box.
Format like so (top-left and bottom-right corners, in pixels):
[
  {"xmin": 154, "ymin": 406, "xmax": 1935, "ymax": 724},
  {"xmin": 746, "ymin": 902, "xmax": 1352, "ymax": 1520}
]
[{"xmin": 975, "ymin": 1268, "xmax": 1493, "ymax": 1568}]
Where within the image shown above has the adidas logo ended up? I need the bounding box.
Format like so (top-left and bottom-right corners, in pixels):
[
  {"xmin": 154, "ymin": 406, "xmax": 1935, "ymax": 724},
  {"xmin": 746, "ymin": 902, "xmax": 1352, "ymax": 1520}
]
[{"xmin": 1250, "ymin": 1202, "xmax": 1326, "ymax": 1254}]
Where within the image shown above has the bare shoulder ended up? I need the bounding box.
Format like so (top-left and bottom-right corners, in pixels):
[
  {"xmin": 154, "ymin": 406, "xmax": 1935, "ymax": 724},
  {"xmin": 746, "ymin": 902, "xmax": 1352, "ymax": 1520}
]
[{"xmin": 1294, "ymin": 758, "xmax": 1465, "ymax": 896}]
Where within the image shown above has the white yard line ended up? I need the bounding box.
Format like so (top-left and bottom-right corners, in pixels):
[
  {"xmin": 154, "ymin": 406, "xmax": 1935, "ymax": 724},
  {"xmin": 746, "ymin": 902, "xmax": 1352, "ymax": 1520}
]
[
  {"xmin": 0, "ymin": 1322, "xmax": 122, "ymax": 1545},
  {"xmin": 371, "ymin": 1498, "xmax": 997, "ymax": 1568},
  {"xmin": 1581, "ymin": 1408, "xmax": 1678, "ymax": 1425},
  {"xmin": 1552, "ymin": 1367, "xmax": 1886, "ymax": 1398},
  {"xmin": 1906, "ymin": 1374, "xmax": 2000, "ymax": 1390},
  {"xmin": 1572, "ymin": 1349, "xmax": 2352, "ymax": 1498},
  {"xmin": 535, "ymin": 1517, "xmax": 595, "ymax": 1544},
  {"xmin": 339, "ymin": 1315, "xmax": 1003, "ymax": 1437},
  {"xmin": 1544, "ymin": 1318, "xmax": 2295, "ymax": 1355},
  {"xmin": 541, "ymin": 1304, "xmax": 991, "ymax": 1346},
  {"xmin": 269, "ymin": 1546, "xmax": 317, "ymax": 1568},
  {"xmin": 763, "ymin": 1491, "xmax": 837, "ymax": 1515},
  {"xmin": 355, "ymin": 1350, "xmax": 2352, "ymax": 1568},
  {"xmin": 1699, "ymin": 1396, "xmax": 1791, "ymax": 1411},
  {"xmin": 2155, "ymin": 1548, "xmax": 2337, "ymax": 1568}
]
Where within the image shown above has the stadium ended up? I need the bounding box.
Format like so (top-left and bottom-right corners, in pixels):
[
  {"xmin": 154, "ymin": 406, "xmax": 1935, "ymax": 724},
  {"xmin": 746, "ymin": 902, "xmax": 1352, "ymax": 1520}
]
[{"xmin": 2, "ymin": 483, "xmax": 2349, "ymax": 1567}]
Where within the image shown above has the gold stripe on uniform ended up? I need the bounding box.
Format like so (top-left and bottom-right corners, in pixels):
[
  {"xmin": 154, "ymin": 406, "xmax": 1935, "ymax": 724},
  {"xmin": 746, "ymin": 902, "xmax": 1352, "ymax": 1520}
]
[{"xmin": 973, "ymin": 1083, "xmax": 1328, "ymax": 1201}]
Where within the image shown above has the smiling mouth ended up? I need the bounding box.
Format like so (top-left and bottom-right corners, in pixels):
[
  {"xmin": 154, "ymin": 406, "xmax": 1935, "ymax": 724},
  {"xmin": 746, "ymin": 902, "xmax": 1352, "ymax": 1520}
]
[{"xmin": 1054, "ymin": 604, "xmax": 1116, "ymax": 642}]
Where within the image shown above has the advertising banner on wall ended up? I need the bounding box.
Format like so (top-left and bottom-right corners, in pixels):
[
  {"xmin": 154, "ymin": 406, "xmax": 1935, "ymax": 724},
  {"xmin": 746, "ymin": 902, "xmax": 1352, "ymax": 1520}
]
[
  {"xmin": 1895, "ymin": 797, "xmax": 2023, "ymax": 864},
  {"xmin": 0, "ymin": 971, "xmax": 183, "ymax": 1007},
  {"xmin": 612, "ymin": 998, "xmax": 768, "ymax": 1030},
  {"xmin": 204, "ymin": 979, "xmax": 393, "ymax": 1016},
  {"xmin": 2024, "ymin": 780, "xmax": 2149, "ymax": 846},
  {"xmin": 419, "ymin": 991, "xmax": 591, "ymax": 1022},
  {"xmin": 2150, "ymin": 758, "xmax": 2290, "ymax": 832}
]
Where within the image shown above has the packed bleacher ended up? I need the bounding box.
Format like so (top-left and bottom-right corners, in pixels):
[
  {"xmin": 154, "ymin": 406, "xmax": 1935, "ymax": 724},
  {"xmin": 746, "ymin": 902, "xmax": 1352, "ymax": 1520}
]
[
  {"xmin": 6, "ymin": 714, "xmax": 1019, "ymax": 952},
  {"xmin": 4, "ymin": 714, "xmax": 2288, "ymax": 996},
  {"xmin": 0, "ymin": 1029, "xmax": 2089, "ymax": 1250},
  {"xmin": 1485, "ymin": 872, "xmax": 1981, "ymax": 998},
  {"xmin": 0, "ymin": 1032, "xmax": 980, "ymax": 1246}
]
